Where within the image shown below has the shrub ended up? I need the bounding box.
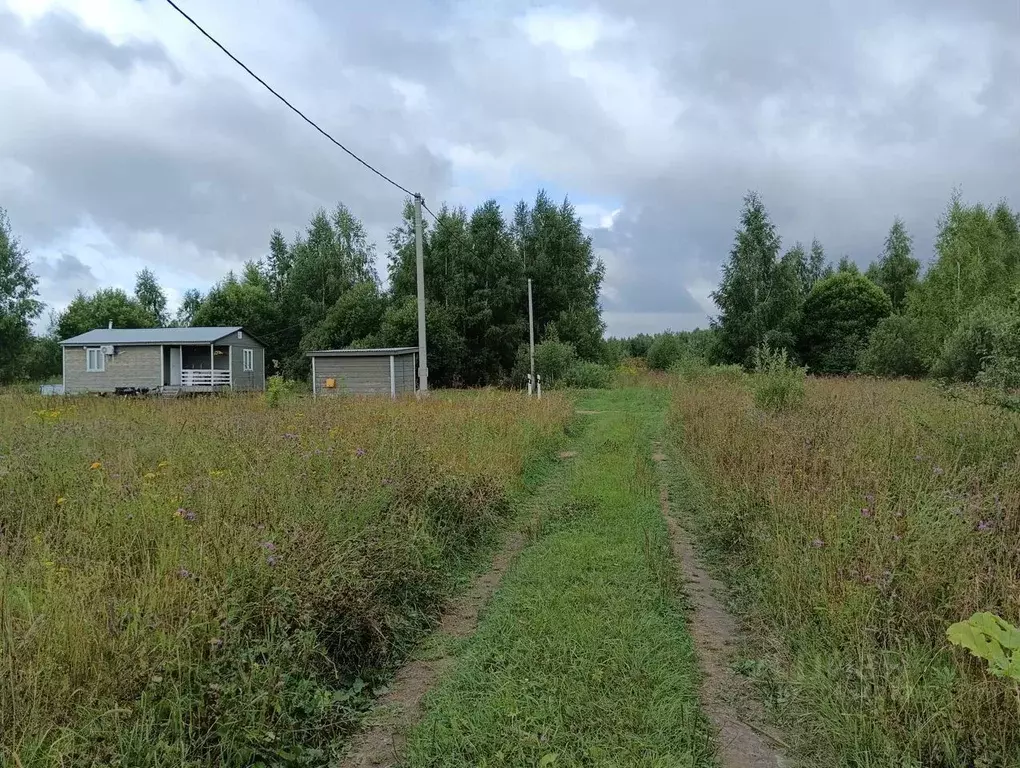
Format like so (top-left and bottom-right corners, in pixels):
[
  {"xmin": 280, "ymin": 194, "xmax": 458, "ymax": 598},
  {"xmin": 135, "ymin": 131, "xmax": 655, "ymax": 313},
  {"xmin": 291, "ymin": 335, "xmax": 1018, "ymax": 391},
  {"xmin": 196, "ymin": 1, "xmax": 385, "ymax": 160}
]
[
  {"xmin": 752, "ymin": 344, "xmax": 805, "ymax": 411},
  {"xmin": 931, "ymin": 301, "xmax": 1009, "ymax": 382},
  {"xmin": 563, "ymin": 361, "xmax": 613, "ymax": 389},
  {"xmin": 858, "ymin": 315, "xmax": 927, "ymax": 377},
  {"xmin": 800, "ymin": 272, "xmax": 892, "ymax": 374},
  {"xmin": 265, "ymin": 374, "xmax": 295, "ymax": 407},
  {"xmin": 647, "ymin": 334, "xmax": 684, "ymax": 371},
  {"xmin": 534, "ymin": 339, "xmax": 577, "ymax": 385}
]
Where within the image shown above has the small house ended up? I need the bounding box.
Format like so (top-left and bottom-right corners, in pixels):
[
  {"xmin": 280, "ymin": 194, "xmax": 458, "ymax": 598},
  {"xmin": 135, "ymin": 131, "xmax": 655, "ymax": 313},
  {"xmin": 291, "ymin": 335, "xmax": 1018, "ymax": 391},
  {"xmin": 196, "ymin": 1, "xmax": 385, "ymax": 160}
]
[
  {"xmin": 306, "ymin": 347, "xmax": 418, "ymax": 397},
  {"xmin": 60, "ymin": 327, "xmax": 266, "ymax": 394}
]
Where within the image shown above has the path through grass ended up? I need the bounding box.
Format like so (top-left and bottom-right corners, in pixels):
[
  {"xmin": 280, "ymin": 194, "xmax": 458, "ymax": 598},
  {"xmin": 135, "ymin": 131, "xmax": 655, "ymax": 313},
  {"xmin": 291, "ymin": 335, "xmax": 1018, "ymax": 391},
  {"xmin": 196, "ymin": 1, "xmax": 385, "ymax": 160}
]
[{"xmin": 403, "ymin": 388, "xmax": 715, "ymax": 767}]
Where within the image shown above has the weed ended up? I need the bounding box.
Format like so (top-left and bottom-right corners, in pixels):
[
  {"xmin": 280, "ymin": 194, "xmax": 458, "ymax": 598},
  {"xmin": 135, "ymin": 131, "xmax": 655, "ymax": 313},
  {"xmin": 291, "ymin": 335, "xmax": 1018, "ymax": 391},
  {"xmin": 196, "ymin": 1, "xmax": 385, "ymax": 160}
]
[{"xmin": 751, "ymin": 345, "xmax": 805, "ymax": 411}]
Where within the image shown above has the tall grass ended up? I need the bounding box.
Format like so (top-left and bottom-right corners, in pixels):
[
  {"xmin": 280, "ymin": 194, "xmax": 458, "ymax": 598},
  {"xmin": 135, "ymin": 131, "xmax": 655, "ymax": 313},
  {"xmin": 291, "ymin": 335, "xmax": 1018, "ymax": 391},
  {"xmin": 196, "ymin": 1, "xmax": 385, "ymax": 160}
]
[
  {"xmin": 668, "ymin": 377, "xmax": 1020, "ymax": 766},
  {"xmin": 0, "ymin": 391, "xmax": 569, "ymax": 766}
]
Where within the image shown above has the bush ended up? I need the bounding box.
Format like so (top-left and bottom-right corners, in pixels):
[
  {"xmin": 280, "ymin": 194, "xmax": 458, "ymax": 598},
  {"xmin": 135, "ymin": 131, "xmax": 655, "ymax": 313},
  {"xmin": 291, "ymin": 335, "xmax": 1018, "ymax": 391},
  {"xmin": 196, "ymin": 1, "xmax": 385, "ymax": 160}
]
[
  {"xmin": 265, "ymin": 375, "xmax": 294, "ymax": 407},
  {"xmin": 752, "ymin": 345, "xmax": 805, "ymax": 411},
  {"xmin": 510, "ymin": 338, "xmax": 578, "ymax": 388},
  {"xmin": 932, "ymin": 302, "xmax": 1009, "ymax": 382},
  {"xmin": 563, "ymin": 361, "xmax": 613, "ymax": 389},
  {"xmin": 647, "ymin": 334, "xmax": 684, "ymax": 371},
  {"xmin": 858, "ymin": 315, "xmax": 927, "ymax": 377},
  {"xmin": 800, "ymin": 272, "xmax": 892, "ymax": 374}
]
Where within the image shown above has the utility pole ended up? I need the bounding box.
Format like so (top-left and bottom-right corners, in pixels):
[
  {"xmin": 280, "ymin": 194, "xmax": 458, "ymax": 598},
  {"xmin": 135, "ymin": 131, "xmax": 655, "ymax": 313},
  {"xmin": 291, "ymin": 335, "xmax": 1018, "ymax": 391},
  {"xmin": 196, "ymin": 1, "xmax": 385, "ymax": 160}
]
[
  {"xmin": 414, "ymin": 193, "xmax": 429, "ymax": 394},
  {"xmin": 528, "ymin": 278, "xmax": 535, "ymax": 397}
]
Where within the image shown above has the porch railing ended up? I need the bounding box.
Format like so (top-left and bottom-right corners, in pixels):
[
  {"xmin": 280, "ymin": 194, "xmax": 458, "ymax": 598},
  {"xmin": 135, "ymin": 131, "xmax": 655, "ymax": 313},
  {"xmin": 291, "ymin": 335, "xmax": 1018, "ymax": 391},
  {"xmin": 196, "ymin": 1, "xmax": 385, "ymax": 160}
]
[{"xmin": 181, "ymin": 369, "xmax": 230, "ymax": 387}]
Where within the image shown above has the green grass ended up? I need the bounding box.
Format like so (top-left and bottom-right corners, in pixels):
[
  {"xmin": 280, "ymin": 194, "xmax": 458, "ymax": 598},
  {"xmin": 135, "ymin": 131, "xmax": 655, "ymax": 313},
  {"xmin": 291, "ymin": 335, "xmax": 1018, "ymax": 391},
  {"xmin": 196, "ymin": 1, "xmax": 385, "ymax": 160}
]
[
  {"xmin": 403, "ymin": 388, "xmax": 715, "ymax": 768},
  {"xmin": 0, "ymin": 390, "xmax": 571, "ymax": 766},
  {"xmin": 667, "ymin": 375, "xmax": 1020, "ymax": 767}
]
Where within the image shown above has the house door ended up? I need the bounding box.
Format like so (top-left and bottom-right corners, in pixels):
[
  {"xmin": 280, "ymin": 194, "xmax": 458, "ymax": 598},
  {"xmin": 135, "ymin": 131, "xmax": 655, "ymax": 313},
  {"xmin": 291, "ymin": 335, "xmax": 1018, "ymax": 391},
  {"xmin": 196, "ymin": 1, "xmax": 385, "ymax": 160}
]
[{"xmin": 169, "ymin": 346, "xmax": 182, "ymax": 386}]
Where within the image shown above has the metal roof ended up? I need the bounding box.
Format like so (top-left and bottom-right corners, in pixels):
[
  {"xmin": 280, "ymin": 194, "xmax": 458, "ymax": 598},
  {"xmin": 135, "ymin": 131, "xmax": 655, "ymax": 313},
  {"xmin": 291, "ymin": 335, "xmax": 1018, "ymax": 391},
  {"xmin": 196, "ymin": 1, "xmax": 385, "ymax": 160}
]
[
  {"xmin": 60, "ymin": 327, "xmax": 251, "ymax": 346},
  {"xmin": 306, "ymin": 347, "xmax": 418, "ymax": 358}
]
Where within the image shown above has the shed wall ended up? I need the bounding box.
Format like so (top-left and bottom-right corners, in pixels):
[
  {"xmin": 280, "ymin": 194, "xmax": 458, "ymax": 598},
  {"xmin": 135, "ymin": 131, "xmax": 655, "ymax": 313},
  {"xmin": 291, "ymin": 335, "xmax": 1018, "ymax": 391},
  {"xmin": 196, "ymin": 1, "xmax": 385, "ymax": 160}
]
[
  {"xmin": 312, "ymin": 353, "xmax": 416, "ymax": 396},
  {"xmin": 225, "ymin": 331, "xmax": 266, "ymax": 391}
]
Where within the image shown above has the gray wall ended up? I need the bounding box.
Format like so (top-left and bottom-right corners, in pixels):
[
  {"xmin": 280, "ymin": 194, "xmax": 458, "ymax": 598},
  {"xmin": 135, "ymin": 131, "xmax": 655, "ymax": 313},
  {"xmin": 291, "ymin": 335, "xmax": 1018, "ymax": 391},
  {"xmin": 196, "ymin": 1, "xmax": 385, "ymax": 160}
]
[
  {"xmin": 64, "ymin": 345, "xmax": 162, "ymax": 393},
  {"xmin": 312, "ymin": 353, "xmax": 416, "ymax": 396},
  {"xmin": 225, "ymin": 330, "xmax": 266, "ymax": 392}
]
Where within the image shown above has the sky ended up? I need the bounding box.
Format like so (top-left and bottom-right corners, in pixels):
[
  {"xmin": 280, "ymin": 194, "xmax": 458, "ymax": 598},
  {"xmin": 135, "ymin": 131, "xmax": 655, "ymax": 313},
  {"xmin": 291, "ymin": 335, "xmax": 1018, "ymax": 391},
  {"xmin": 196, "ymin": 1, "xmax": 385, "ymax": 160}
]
[{"xmin": 2, "ymin": 0, "xmax": 1019, "ymax": 337}]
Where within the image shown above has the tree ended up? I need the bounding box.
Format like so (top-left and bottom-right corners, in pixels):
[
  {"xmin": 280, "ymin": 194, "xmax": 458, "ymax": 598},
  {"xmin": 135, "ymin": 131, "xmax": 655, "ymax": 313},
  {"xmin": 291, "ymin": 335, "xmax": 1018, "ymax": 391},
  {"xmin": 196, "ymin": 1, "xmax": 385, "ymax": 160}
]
[
  {"xmin": 799, "ymin": 272, "xmax": 893, "ymax": 374},
  {"xmin": 782, "ymin": 242, "xmax": 811, "ymax": 296},
  {"xmin": 174, "ymin": 289, "xmax": 204, "ymax": 327},
  {"xmin": 134, "ymin": 268, "xmax": 168, "ymax": 325},
  {"xmin": 858, "ymin": 315, "xmax": 926, "ymax": 377},
  {"xmin": 868, "ymin": 219, "xmax": 920, "ymax": 312},
  {"xmin": 193, "ymin": 268, "xmax": 283, "ymax": 371},
  {"xmin": 807, "ymin": 238, "xmax": 828, "ymax": 287},
  {"xmin": 0, "ymin": 208, "xmax": 43, "ymax": 383},
  {"xmin": 712, "ymin": 191, "xmax": 799, "ymax": 365},
  {"xmin": 56, "ymin": 288, "xmax": 155, "ymax": 340},
  {"xmin": 837, "ymin": 255, "xmax": 859, "ymax": 274}
]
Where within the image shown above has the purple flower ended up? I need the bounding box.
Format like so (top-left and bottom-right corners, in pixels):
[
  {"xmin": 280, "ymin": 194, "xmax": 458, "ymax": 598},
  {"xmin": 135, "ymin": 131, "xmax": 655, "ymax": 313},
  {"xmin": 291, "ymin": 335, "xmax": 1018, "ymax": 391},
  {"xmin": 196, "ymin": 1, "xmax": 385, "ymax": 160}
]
[
  {"xmin": 266, "ymin": 555, "xmax": 278, "ymax": 567},
  {"xmin": 259, "ymin": 541, "xmax": 276, "ymax": 552},
  {"xmin": 891, "ymin": 534, "xmax": 902, "ymax": 542},
  {"xmin": 914, "ymin": 454, "xmax": 925, "ymax": 462},
  {"xmin": 864, "ymin": 493, "xmax": 875, "ymax": 504},
  {"xmin": 175, "ymin": 507, "xmax": 197, "ymax": 522},
  {"xmin": 811, "ymin": 538, "xmax": 825, "ymax": 548},
  {"xmin": 177, "ymin": 567, "xmax": 192, "ymax": 579},
  {"xmin": 208, "ymin": 637, "xmax": 223, "ymax": 649},
  {"xmin": 860, "ymin": 507, "xmax": 872, "ymax": 518},
  {"xmin": 933, "ymin": 466, "xmax": 944, "ymax": 476},
  {"xmin": 977, "ymin": 520, "xmax": 993, "ymax": 532},
  {"xmin": 355, "ymin": 447, "xmax": 366, "ymax": 457},
  {"xmin": 283, "ymin": 432, "xmax": 298, "ymax": 440}
]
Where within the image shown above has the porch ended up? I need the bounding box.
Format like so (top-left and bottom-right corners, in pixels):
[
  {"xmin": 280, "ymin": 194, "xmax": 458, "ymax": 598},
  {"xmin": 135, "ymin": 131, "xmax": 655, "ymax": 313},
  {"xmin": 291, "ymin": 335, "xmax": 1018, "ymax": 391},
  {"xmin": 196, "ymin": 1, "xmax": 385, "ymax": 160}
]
[{"xmin": 163, "ymin": 344, "xmax": 232, "ymax": 391}]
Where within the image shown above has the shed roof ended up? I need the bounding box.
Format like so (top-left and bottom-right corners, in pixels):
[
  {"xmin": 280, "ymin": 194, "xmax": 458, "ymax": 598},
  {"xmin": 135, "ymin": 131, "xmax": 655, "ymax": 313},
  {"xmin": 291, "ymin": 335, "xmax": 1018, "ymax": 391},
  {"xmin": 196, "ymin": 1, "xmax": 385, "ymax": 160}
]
[
  {"xmin": 306, "ymin": 347, "xmax": 418, "ymax": 358},
  {"xmin": 60, "ymin": 327, "xmax": 257, "ymax": 346}
]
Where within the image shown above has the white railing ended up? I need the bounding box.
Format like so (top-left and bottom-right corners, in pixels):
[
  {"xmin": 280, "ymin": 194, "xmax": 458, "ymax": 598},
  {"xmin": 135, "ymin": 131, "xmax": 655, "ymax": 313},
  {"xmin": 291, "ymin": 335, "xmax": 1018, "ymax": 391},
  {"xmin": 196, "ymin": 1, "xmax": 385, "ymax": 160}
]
[{"xmin": 181, "ymin": 369, "xmax": 230, "ymax": 387}]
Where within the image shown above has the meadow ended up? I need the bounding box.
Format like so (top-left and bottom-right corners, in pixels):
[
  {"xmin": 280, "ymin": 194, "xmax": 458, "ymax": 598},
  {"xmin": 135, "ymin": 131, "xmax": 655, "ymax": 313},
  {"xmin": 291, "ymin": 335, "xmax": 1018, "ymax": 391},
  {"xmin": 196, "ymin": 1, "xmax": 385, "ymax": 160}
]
[
  {"xmin": 0, "ymin": 391, "xmax": 569, "ymax": 766},
  {"xmin": 668, "ymin": 374, "xmax": 1020, "ymax": 767}
]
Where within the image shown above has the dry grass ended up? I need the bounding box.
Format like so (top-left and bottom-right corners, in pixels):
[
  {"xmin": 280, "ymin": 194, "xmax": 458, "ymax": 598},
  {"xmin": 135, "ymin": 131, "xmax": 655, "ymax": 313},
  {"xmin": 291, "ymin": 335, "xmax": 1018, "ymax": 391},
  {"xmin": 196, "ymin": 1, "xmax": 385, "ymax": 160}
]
[
  {"xmin": 0, "ymin": 391, "xmax": 569, "ymax": 766},
  {"xmin": 668, "ymin": 376, "xmax": 1020, "ymax": 766}
]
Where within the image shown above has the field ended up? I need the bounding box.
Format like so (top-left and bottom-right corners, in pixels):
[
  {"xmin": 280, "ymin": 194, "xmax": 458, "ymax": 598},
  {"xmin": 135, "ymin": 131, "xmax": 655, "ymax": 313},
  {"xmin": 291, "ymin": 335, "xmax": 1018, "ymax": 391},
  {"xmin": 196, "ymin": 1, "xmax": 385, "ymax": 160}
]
[
  {"xmin": 0, "ymin": 391, "xmax": 569, "ymax": 765},
  {"xmin": 667, "ymin": 374, "xmax": 1020, "ymax": 766},
  {"xmin": 4, "ymin": 374, "xmax": 1020, "ymax": 767}
]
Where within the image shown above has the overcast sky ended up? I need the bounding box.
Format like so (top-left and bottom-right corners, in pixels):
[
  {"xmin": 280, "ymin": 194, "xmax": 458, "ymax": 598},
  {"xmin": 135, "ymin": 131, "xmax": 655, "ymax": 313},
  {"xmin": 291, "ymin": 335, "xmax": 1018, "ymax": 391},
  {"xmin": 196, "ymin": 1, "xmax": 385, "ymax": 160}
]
[{"xmin": 2, "ymin": 0, "xmax": 1018, "ymax": 336}]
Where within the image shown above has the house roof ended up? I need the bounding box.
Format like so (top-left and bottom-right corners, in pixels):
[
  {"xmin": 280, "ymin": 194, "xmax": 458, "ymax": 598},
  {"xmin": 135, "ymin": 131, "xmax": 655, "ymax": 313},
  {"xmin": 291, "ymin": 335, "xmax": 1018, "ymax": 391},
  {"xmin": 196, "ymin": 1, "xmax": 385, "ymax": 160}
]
[
  {"xmin": 306, "ymin": 347, "xmax": 418, "ymax": 358},
  {"xmin": 60, "ymin": 327, "xmax": 258, "ymax": 346}
]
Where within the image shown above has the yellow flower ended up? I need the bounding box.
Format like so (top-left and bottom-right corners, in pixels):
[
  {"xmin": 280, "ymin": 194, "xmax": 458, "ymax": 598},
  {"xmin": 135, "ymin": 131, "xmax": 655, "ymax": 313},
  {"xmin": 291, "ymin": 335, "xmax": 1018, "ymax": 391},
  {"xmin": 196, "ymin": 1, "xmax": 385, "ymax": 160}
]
[
  {"xmin": 157, "ymin": 461, "xmax": 170, "ymax": 469},
  {"xmin": 208, "ymin": 469, "xmax": 226, "ymax": 478},
  {"xmin": 144, "ymin": 472, "xmax": 156, "ymax": 480},
  {"xmin": 56, "ymin": 497, "xmax": 66, "ymax": 505},
  {"xmin": 89, "ymin": 461, "xmax": 102, "ymax": 470}
]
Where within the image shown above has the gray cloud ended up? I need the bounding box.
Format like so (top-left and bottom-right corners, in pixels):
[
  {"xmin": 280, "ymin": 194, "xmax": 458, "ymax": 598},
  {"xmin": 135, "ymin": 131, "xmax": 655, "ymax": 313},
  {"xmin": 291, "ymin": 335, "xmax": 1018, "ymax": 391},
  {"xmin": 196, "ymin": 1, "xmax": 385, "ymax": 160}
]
[{"xmin": 1, "ymin": 0, "xmax": 1018, "ymax": 335}]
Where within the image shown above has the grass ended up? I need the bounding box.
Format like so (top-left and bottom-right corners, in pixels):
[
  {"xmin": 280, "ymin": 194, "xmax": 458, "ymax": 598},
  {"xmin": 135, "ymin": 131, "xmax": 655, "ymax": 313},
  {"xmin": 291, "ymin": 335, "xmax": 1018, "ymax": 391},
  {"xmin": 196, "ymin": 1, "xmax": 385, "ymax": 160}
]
[
  {"xmin": 403, "ymin": 388, "xmax": 715, "ymax": 768},
  {"xmin": 667, "ymin": 375, "xmax": 1020, "ymax": 767},
  {"xmin": 0, "ymin": 390, "xmax": 570, "ymax": 766}
]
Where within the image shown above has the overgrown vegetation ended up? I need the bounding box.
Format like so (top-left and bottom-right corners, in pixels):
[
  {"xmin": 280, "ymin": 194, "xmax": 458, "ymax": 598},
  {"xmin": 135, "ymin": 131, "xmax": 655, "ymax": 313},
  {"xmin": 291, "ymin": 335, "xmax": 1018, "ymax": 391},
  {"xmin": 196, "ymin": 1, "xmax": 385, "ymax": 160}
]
[
  {"xmin": 668, "ymin": 376, "xmax": 1020, "ymax": 765},
  {"xmin": 0, "ymin": 391, "xmax": 569, "ymax": 766}
]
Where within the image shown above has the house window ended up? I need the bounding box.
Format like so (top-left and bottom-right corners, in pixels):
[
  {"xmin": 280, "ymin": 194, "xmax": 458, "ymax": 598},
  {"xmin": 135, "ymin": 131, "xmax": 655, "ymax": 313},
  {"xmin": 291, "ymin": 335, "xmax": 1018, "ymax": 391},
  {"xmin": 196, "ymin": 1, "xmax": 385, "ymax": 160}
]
[
  {"xmin": 243, "ymin": 348, "xmax": 254, "ymax": 371},
  {"xmin": 86, "ymin": 348, "xmax": 105, "ymax": 372}
]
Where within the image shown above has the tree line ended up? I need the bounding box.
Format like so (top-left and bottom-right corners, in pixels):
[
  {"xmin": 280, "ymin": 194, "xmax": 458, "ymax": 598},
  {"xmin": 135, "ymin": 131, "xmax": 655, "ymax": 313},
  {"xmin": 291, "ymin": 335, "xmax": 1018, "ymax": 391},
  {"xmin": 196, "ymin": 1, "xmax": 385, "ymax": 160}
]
[
  {"xmin": 621, "ymin": 190, "xmax": 1020, "ymax": 392},
  {"xmin": 0, "ymin": 191, "xmax": 606, "ymax": 386}
]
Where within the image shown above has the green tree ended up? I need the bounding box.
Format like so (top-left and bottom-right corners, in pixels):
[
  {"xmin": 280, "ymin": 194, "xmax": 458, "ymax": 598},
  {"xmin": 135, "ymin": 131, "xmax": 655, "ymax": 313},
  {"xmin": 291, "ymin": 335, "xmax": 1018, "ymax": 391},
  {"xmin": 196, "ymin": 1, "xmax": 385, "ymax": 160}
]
[
  {"xmin": 193, "ymin": 267, "xmax": 283, "ymax": 370},
  {"xmin": 56, "ymin": 288, "xmax": 155, "ymax": 340},
  {"xmin": 0, "ymin": 208, "xmax": 43, "ymax": 383},
  {"xmin": 782, "ymin": 242, "xmax": 811, "ymax": 295},
  {"xmin": 376, "ymin": 296, "xmax": 465, "ymax": 387},
  {"xmin": 134, "ymin": 268, "xmax": 168, "ymax": 325},
  {"xmin": 174, "ymin": 289, "xmax": 203, "ymax": 327},
  {"xmin": 858, "ymin": 315, "xmax": 927, "ymax": 377},
  {"xmin": 799, "ymin": 272, "xmax": 893, "ymax": 374},
  {"xmin": 837, "ymin": 255, "xmax": 859, "ymax": 274},
  {"xmin": 712, "ymin": 192, "xmax": 799, "ymax": 365},
  {"xmin": 299, "ymin": 281, "xmax": 386, "ymax": 352},
  {"xmin": 868, "ymin": 218, "xmax": 920, "ymax": 312},
  {"xmin": 807, "ymin": 238, "xmax": 829, "ymax": 287}
]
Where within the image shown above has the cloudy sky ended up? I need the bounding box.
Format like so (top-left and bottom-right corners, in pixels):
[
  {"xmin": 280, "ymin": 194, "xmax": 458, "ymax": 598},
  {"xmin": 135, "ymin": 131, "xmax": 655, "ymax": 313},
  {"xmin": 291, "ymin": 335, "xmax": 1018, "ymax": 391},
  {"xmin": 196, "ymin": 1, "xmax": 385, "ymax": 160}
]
[{"xmin": 2, "ymin": 0, "xmax": 1018, "ymax": 336}]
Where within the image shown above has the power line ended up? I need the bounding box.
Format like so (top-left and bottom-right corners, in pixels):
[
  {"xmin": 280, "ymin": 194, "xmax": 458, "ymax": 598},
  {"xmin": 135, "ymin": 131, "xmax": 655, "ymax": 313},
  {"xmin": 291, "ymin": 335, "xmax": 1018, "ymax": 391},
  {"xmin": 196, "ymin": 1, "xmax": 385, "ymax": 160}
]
[{"xmin": 163, "ymin": 0, "xmax": 416, "ymax": 199}]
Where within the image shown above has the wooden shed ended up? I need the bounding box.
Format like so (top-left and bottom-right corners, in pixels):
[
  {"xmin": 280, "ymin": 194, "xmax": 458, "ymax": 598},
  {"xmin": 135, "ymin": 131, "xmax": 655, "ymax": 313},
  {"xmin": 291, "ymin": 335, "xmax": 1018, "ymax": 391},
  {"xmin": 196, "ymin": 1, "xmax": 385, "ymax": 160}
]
[{"xmin": 306, "ymin": 348, "xmax": 418, "ymax": 398}]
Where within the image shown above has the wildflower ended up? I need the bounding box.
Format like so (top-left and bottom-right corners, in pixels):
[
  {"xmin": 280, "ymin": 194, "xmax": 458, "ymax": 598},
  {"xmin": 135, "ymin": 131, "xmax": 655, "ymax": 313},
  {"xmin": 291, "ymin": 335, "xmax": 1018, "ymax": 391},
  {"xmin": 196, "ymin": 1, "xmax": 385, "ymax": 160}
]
[
  {"xmin": 208, "ymin": 469, "xmax": 226, "ymax": 478},
  {"xmin": 355, "ymin": 447, "xmax": 366, "ymax": 457},
  {"xmin": 177, "ymin": 567, "xmax": 192, "ymax": 579},
  {"xmin": 56, "ymin": 497, "xmax": 66, "ymax": 505},
  {"xmin": 864, "ymin": 493, "xmax": 875, "ymax": 504},
  {"xmin": 157, "ymin": 461, "xmax": 170, "ymax": 469},
  {"xmin": 174, "ymin": 507, "xmax": 197, "ymax": 522},
  {"xmin": 976, "ymin": 520, "xmax": 993, "ymax": 532},
  {"xmin": 89, "ymin": 461, "xmax": 102, "ymax": 470},
  {"xmin": 381, "ymin": 478, "xmax": 392, "ymax": 486},
  {"xmin": 913, "ymin": 454, "xmax": 924, "ymax": 462},
  {"xmin": 860, "ymin": 507, "xmax": 872, "ymax": 518},
  {"xmin": 811, "ymin": 538, "xmax": 825, "ymax": 548},
  {"xmin": 266, "ymin": 555, "xmax": 278, "ymax": 567},
  {"xmin": 208, "ymin": 637, "xmax": 223, "ymax": 648},
  {"xmin": 891, "ymin": 534, "xmax": 902, "ymax": 542},
  {"xmin": 259, "ymin": 541, "xmax": 276, "ymax": 552},
  {"xmin": 933, "ymin": 466, "xmax": 944, "ymax": 476},
  {"xmin": 144, "ymin": 472, "xmax": 156, "ymax": 480},
  {"xmin": 282, "ymin": 433, "xmax": 298, "ymax": 440}
]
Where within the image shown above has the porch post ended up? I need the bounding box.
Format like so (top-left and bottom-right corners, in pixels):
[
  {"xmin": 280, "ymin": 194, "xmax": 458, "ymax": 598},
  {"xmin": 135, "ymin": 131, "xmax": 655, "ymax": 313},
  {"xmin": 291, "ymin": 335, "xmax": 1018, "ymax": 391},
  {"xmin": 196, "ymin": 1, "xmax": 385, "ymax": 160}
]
[
  {"xmin": 228, "ymin": 345, "xmax": 233, "ymax": 390},
  {"xmin": 210, "ymin": 344, "xmax": 214, "ymax": 385},
  {"xmin": 160, "ymin": 345, "xmax": 164, "ymax": 388}
]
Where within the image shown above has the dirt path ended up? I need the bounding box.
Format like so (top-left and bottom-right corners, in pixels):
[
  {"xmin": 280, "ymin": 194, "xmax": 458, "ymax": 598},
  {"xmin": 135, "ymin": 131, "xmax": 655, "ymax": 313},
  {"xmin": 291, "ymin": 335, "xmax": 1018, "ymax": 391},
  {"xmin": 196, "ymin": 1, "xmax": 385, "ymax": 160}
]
[
  {"xmin": 339, "ymin": 532, "xmax": 526, "ymax": 768},
  {"xmin": 653, "ymin": 445, "xmax": 790, "ymax": 768}
]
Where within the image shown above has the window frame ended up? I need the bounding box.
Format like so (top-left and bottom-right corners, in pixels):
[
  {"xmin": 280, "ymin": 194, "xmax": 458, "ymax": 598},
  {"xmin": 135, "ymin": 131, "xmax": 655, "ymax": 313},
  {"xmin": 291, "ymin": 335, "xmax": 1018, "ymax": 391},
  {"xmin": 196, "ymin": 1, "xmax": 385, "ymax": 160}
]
[
  {"xmin": 86, "ymin": 347, "xmax": 105, "ymax": 373},
  {"xmin": 242, "ymin": 348, "xmax": 254, "ymax": 372}
]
